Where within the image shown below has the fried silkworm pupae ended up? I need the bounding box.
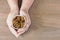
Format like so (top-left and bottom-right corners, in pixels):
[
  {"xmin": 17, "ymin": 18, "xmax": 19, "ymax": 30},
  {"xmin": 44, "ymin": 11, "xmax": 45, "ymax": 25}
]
[{"xmin": 12, "ymin": 16, "xmax": 25, "ymax": 30}]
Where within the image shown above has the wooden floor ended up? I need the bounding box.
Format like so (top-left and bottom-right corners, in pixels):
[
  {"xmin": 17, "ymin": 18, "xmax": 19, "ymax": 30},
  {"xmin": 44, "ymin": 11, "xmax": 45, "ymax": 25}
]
[{"xmin": 0, "ymin": 0, "xmax": 60, "ymax": 40}]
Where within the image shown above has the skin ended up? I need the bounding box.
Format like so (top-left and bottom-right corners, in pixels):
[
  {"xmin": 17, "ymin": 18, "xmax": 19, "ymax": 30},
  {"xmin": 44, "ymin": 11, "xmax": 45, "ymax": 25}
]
[{"xmin": 6, "ymin": 0, "xmax": 34, "ymax": 33}]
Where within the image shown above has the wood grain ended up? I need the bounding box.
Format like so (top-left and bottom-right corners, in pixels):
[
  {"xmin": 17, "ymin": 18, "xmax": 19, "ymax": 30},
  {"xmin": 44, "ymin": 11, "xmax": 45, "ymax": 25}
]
[{"xmin": 0, "ymin": 0, "xmax": 60, "ymax": 40}]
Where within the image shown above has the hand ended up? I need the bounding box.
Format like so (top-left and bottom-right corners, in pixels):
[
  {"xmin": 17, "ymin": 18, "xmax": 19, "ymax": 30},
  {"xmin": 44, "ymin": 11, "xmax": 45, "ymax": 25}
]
[
  {"xmin": 6, "ymin": 10, "xmax": 18, "ymax": 28},
  {"xmin": 18, "ymin": 10, "xmax": 31, "ymax": 33}
]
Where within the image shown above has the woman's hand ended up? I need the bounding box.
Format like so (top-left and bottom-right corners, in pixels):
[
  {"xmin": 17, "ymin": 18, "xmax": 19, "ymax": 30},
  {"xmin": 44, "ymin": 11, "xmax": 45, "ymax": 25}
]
[
  {"xmin": 18, "ymin": 10, "xmax": 31, "ymax": 33},
  {"xmin": 6, "ymin": 10, "xmax": 19, "ymax": 27}
]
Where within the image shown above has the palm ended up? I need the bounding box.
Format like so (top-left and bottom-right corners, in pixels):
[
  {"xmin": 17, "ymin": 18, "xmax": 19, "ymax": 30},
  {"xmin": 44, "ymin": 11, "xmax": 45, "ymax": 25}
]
[
  {"xmin": 19, "ymin": 11, "xmax": 31, "ymax": 31},
  {"xmin": 6, "ymin": 11, "xmax": 18, "ymax": 27}
]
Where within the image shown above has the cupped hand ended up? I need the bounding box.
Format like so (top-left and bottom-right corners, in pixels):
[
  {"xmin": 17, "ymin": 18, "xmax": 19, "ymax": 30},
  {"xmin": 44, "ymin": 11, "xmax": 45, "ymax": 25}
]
[{"xmin": 6, "ymin": 10, "xmax": 19, "ymax": 28}]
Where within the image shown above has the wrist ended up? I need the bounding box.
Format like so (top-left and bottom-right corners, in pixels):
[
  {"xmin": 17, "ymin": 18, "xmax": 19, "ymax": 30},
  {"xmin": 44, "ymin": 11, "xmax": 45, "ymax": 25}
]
[{"xmin": 20, "ymin": 9, "xmax": 28, "ymax": 13}]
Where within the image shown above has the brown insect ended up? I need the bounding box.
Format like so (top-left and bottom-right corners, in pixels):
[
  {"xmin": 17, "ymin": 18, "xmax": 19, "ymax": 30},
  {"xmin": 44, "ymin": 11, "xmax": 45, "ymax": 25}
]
[{"xmin": 12, "ymin": 16, "xmax": 25, "ymax": 31}]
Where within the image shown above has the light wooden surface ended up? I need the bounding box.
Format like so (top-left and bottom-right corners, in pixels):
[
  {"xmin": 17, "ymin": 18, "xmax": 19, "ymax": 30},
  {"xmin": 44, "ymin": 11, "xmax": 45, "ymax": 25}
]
[{"xmin": 0, "ymin": 0, "xmax": 60, "ymax": 40}]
